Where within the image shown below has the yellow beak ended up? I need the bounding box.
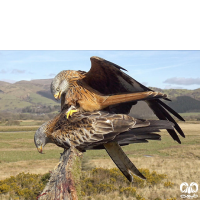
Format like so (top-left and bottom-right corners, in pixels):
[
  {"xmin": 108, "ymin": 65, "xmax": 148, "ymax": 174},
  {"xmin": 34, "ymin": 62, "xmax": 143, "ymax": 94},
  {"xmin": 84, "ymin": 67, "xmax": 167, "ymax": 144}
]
[
  {"xmin": 54, "ymin": 91, "xmax": 61, "ymax": 100},
  {"xmin": 37, "ymin": 146, "xmax": 43, "ymax": 154}
]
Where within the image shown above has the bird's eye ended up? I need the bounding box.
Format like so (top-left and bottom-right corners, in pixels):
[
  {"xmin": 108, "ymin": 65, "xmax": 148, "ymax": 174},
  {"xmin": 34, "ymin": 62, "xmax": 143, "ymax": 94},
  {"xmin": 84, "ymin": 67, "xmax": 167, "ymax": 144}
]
[{"xmin": 56, "ymin": 88, "xmax": 59, "ymax": 91}]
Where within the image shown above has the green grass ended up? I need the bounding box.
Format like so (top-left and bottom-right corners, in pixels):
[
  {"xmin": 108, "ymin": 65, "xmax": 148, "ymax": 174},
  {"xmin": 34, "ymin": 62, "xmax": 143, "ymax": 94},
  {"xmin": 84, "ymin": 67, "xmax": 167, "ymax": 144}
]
[
  {"xmin": 84, "ymin": 131, "xmax": 200, "ymax": 160},
  {"xmin": 0, "ymin": 131, "xmax": 63, "ymax": 162},
  {"xmin": 19, "ymin": 120, "xmax": 45, "ymax": 126},
  {"xmin": 29, "ymin": 93, "xmax": 57, "ymax": 105},
  {"xmin": 1, "ymin": 126, "xmax": 199, "ymax": 163},
  {"xmin": 179, "ymin": 112, "xmax": 200, "ymax": 116},
  {"xmin": 0, "ymin": 149, "xmax": 63, "ymax": 162},
  {"xmin": 0, "ymin": 130, "xmax": 176, "ymax": 163},
  {"xmin": 0, "ymin": 99, "xmax": 32, "ymax": 111},
  {"xmin": 0, "ymin": 132, "xmax": 35, "ymax": 140},
  {"xmin": 0, "ymin": 126, "xmax": 39, "ymax": 132}
]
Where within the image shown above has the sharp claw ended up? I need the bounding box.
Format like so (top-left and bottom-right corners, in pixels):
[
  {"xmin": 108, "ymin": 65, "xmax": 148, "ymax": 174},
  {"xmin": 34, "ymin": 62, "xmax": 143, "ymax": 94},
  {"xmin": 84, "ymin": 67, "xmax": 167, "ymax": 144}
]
[{"xmin": 66, "ymin": 109, "xmax": 78, "ymax": 119}]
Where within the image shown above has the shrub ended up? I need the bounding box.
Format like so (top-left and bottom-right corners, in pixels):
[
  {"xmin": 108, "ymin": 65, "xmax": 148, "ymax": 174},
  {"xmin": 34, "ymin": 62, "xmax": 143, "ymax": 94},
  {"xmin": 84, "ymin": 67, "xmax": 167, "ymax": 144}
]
[
  {"xmin": 0, "ymin": 172, "xmax": 50, "ymax": 200},
  {"xmin": 164, "ymin": 181, "xmax": 174, "ymax": 188},
  {"xmin": 0, "ymin": 168, "xmax": 175, "ymax": 200},
  {"xmin": 81, "ymin": 167, "xmax": 169, "ymax": 199}
]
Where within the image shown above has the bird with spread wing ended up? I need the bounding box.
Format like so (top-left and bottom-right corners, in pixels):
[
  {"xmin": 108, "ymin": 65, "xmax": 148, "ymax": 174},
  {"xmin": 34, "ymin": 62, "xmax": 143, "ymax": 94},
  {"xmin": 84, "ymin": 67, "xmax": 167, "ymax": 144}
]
[
  {"xmin": 34, "ymin": 108, "xmax": 175, "ymax": 182},
  {"xmin": 51, "ymin": 69, "xmax": 167, "ymax": 118},
  {"xmin": 51, "ymin": 56, "xmax": 185, "ymax": 144},
  {"xmin": 35, "ymin": 56, "xmax": 186, "ymax": 182}
]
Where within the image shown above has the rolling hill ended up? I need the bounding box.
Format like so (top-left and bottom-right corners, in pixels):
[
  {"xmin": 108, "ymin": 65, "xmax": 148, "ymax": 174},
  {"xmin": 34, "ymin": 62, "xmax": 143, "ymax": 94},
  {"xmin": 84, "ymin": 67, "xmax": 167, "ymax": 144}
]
[
  {"xmin": 0, "ymin": 79, "xmax": 59, "ymax": 112},
  {"xmin": 0, "ymin": 79, "xmax": 200, "ymax": 117}
]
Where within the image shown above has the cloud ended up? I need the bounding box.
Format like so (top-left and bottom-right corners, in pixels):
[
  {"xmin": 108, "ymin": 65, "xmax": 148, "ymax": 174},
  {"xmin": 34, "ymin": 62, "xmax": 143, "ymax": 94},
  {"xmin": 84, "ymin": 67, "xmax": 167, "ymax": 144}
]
[
  {"xmin": 12, "ymin": 69, "xmax": 26, "ymax": 74},
  {"xmin": 0, "ymin": 69, "xmax": 7, "ymax": 73},
  {"xmin": 164, "ymin": 77, "xmax": 200, "ymax": 85}
]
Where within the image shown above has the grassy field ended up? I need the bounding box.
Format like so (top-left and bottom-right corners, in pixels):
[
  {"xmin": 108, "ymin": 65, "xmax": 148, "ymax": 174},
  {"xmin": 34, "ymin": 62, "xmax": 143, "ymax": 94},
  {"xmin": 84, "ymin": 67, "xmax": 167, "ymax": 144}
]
[
  {"xmin": 0, "ymin": 122, "xmax": 200, "ymax": 199},
  {"xmin": 179, "ymin": 112, "xmax": 200, "ymax": 116}
]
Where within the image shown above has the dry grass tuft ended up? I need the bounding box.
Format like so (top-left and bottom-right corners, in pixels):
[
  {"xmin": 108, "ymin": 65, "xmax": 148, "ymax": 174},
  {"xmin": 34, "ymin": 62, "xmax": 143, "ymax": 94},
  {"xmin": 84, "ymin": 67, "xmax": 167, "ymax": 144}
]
[
  {"xmin": 0, "ymin": 159, "xmax": 59, "ymax": 180},
  {"xmin": 89, "ymin": 155, "xmax": 200, "ymax": 199}
]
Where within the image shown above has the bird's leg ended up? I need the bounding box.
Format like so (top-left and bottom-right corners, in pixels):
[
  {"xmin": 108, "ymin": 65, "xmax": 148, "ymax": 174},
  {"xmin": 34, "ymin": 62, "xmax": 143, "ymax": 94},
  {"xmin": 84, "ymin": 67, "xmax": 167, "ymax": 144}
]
[
  {"xmin": 66, "ymin": 106, "xmax": 79, "ymax": 119},
  {"xmin": 66, "ymin": 109, "xmax": 78, "ymax": 118}
]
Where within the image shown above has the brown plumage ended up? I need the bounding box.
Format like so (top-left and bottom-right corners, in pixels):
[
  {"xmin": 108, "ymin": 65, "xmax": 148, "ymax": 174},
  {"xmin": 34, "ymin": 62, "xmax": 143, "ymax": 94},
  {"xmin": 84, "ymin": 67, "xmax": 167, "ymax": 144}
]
[
  {"xmin": 34, "ymin": 108, "xmax": 175, "ymax": 181},
  {"xmin": 51, "ymin": 70, "xmax": 167, "ymax": 112},
  {"xmin": 51, "ymin": 56, "xmax": 185, "ymax": 143}
]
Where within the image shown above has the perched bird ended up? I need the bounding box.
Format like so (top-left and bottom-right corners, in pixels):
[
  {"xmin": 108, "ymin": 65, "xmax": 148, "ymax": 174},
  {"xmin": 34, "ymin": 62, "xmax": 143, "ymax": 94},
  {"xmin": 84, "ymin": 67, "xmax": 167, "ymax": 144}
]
[
  {"xmin": 34, "ymin": 108, "xmax": 175, "ymax": 182},
  {"xmin": 51, "ymin": 56, "xmax": 185, "ymax": 143},
  {"xmin": 51, "ymin": 69, "xmax": 167, "ymax": 117}
]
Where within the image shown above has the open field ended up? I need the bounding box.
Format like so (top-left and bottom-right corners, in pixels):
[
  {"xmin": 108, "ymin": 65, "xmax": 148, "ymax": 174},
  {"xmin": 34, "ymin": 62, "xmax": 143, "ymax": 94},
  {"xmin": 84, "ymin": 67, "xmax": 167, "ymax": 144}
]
[
  {"xmin": 179, "ymin": 112, "xmax": 200, "ymax": 117},
  {"xmin": 0, "ymin": 122, "xmax": 200, "ymax": 199}
]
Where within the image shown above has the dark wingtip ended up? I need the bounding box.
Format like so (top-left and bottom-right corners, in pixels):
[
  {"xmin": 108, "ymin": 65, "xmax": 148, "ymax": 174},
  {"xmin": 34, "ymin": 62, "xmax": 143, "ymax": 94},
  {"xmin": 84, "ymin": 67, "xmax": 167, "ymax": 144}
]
[
  {"xmin": 156, "ymin": 99, "xmax": 185, "ymax": 122},
  {"xmin": 167, "ymin": 129, "xmax": 182, "ymax": 144},
  {"xmin": 164, "ymin": 98, "xmax": 171, "ymax": 101},
  {"xmin": 90, "ymin": 56, "xmax": 128, "ymax": 72},
  {"xmin": 177, "ymin": 139, "xmax": 181, "ymax": 144}
]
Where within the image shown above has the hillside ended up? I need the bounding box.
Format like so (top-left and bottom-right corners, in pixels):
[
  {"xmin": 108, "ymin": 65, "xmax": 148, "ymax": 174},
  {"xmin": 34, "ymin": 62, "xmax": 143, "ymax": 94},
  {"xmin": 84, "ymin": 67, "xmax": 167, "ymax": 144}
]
[
  {"xmin": 0, "ymin": 79, "xmax": 58, "ymax": 112},
  {"xmin": 0, "ymin": 79, "xmax": 200, "ymax": 117},
  {"xmin": 151, "ymin": 87, "xmax": 200, "ymax": 101},
  {"xmin": 130, "ymin": 96, "xmax": 200, "ymax": 119}
]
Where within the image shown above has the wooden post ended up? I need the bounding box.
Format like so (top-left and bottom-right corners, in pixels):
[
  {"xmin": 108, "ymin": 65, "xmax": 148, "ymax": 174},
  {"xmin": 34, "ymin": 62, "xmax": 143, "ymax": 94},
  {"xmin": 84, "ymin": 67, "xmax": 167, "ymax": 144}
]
[{"xmin": 38, "ymin": 147, "xmax": 82, "ymax": 200}]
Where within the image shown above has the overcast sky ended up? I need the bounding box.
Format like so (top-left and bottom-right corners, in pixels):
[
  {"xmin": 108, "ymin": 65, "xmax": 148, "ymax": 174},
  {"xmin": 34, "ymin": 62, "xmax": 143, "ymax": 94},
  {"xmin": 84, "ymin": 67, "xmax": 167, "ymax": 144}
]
[{"xmin": 0, "ymin": 50, "xmax": 200, "ymax": 90}]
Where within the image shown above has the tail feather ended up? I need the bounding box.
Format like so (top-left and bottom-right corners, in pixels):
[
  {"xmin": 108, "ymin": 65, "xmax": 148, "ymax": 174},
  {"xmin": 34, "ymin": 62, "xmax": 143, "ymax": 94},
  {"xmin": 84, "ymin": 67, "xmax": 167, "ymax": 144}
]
[
  {"xmin": 146, "ymin": 101, "xmax": 183, "ymax": 143},
  {"xmin": 101, "ymin": 91, "xmax": 167, "ymax": 107},
  {"xmin": 156, "ymin": 99, "xmax": 185, "ymax": 121},
  {"xmin": 117, "ymin": 133, "xmax": 161, "ymax": 144},
  {"xmin": 104, "ymin": 142, "xmax": 146, "ymax": 182},
  {"xmin": 114, "ymin": 120, "xmax": 174, "ymax": 142},
  {"xmin": 155, "ymin": 100, "xmax": 185, "ymax": 137}
]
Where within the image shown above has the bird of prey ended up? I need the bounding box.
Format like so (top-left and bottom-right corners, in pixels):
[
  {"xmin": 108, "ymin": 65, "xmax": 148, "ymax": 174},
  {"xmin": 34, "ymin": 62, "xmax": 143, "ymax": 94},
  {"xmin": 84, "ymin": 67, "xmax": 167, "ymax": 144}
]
[
  {"xmin": 51, "ymin": 69, "xmax": 167, "ymax": 117},
  {"xmin": 34, "ymin": 108, "xmax": 174, "ymax": 182},
  {"xmin": 51, "ymin": 56, "xmax": 185, "ymax": 143}
]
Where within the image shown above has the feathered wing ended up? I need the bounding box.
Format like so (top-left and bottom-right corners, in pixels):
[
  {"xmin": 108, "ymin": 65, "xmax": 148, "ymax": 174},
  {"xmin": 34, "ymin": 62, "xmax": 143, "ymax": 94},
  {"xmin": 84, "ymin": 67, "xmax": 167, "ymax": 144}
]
[
  {"xmin": 83, "ymin": 56, "xmax": 185, "ymax": 143},
  {"xmin": 104, "ymin": 142, "xmax": 146, "ymax": 181},
  {"xmin": 51, "ymin": 111, "xmax": 175, "ymax": 182},
  {"xmin": 54, "ymin": 111, "xmax": 175, "ymax": 150}
]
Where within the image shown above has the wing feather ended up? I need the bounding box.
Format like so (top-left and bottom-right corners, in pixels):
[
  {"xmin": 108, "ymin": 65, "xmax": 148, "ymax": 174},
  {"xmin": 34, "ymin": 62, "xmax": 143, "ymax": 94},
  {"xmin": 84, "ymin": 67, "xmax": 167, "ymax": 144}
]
[
  {"xmin": 104, "ymin": 142, "xmax": 146, "ymax": 181},
  {"xmin": 60, "ymin": 111, "xmax": 175, "ymax": 150},
  {"xmin": 82, "ymin": 56, "xmax": 184, "ymax": 142}
]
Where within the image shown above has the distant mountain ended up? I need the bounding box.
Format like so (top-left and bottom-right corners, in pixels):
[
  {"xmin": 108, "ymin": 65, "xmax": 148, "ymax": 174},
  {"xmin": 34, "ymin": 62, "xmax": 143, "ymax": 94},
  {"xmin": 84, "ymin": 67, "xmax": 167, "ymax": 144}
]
[
  {"xmin": 0, "ymin": 78, "xmax": 58, "ymax": 112},
  {"xmin": 150, "ymin": 87, "xmax": 200, "ymax": 101},
  {"xmin": 130, "ymin": 96, "xmax": 200, "ymax": 119},
  {"xmin": 0, "ymin": 81, "xmax": 11, "ymax": 87},
  {"xmin": 1, "ymin": 79, "xmax": 200, "ymax": 115},
  {"xmin": 167, "ymin": 96, "xmax": 200, "ymax": 113}
]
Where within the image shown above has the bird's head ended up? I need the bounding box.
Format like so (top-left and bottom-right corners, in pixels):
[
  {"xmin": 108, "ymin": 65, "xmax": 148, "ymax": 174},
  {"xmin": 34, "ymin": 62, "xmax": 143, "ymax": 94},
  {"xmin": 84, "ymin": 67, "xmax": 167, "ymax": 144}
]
[
  {"xmin": 51, "ymin": 70, "xmax": 70, "ymax": 100},
  {"xmin": 34, "ymin": 122, "xmax": 52, "ymax": 154}
]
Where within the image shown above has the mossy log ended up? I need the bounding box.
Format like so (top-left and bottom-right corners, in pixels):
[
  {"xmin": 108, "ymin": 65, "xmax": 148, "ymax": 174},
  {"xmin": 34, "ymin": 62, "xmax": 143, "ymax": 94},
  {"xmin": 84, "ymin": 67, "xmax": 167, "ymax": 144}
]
[{"xmin": 38, "ymin": 147, "xmax": 82, "ymax": 200}]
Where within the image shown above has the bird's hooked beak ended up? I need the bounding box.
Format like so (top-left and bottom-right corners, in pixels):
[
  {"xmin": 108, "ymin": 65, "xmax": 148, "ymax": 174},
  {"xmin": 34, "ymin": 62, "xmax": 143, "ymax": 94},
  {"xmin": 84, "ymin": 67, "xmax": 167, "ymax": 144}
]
[
  {"xmin": 54, "ymin": 91, "xmax": 61, "ymax": 100},
  {"xmin": 37, "ymin": 145, "xmax": 43, "ymax": 154}
]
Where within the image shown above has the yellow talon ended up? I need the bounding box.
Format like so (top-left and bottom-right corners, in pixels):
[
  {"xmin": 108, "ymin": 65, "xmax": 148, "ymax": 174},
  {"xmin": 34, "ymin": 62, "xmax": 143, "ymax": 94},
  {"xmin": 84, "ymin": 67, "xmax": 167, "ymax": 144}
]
[{"xmin": 66, "ymin": 109, "xmax": 78, "ymax": 119}]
